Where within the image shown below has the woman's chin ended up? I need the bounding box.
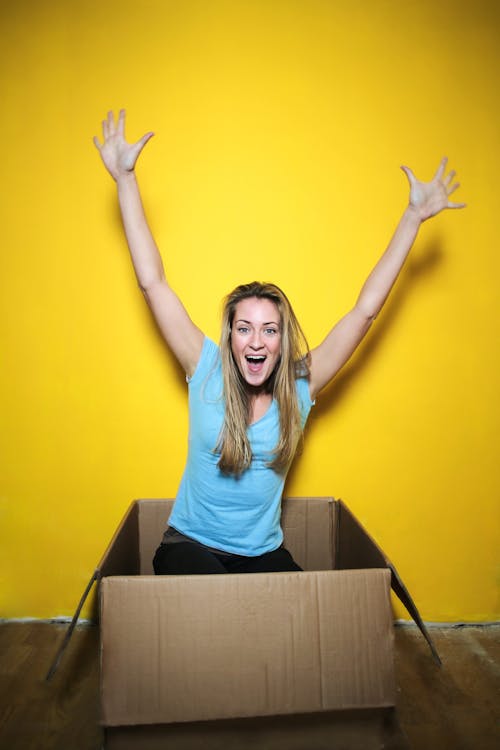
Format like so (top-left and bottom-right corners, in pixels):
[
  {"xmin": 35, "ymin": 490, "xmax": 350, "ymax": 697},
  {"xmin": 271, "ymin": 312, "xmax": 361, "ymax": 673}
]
[{"xmin": 242, "ymin": 369, "xmax": 270, "ymax": 390}]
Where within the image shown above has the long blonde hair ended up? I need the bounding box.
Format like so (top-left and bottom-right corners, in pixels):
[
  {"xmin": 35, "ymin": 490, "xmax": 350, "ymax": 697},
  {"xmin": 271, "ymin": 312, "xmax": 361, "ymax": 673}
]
[{"xmin": 217, "ymin": 282, "xmax": 310, "ymax": 476}]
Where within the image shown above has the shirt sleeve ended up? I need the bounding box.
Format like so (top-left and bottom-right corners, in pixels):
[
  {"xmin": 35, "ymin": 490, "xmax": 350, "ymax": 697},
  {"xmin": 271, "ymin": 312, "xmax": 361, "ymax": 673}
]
[
  {"xmin": 186, "ymin": 337, "xmax": 220, "ymax": 385},
  {"xmin": 296, "ymin": 376, "xmax": 315, "ymax": 426}
]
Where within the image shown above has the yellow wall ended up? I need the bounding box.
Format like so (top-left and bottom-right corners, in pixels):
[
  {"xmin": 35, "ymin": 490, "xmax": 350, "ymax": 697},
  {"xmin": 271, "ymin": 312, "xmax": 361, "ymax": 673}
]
[{"xmin": 0, "ymin": 0, "xmax": 498, "ymax": 621}]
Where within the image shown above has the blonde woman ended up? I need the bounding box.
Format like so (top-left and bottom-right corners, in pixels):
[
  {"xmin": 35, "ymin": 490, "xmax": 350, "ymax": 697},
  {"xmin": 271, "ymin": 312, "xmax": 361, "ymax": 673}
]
[{"xmin": 94, "ymin": 110, "xmax": 465, "ymax": 574}]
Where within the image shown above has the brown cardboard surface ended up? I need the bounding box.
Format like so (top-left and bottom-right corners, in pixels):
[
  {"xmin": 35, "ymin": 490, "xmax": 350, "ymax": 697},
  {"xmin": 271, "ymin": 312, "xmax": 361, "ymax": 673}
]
[
  {"xmin": 104, "ymin": 708, "xmax": 410, "ymax": 750},
  {"xmin": 137, "ymin": 499, "xmax": 173, "ymax": 574},
  {"xmin": 100, "ymin": 568, "xmax": 395, "ymax": 726},
  {"xmin": 98, "ymin": 501, "xmax": 140, "ymax": 578},
  {"xmin": 281, "ymin": 496, "xmax": 335, "ymax": 570}
]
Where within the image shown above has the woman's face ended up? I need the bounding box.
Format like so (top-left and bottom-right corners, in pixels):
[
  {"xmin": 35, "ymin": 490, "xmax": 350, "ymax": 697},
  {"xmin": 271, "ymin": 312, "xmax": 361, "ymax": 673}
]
[{"xmin": 230, "ymin": 297, "xmax": 282, "ymax": 389}]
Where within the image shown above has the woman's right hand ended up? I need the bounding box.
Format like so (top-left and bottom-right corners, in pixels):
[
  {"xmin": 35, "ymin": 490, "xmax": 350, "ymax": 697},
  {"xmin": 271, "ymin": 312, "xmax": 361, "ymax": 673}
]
[{"xmin": 93, "ymin": 109, "xmax": 154, "ymax": 181}]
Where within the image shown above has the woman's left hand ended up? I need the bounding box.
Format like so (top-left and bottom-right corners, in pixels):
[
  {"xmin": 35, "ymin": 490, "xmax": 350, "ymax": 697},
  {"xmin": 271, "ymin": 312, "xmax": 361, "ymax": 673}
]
[{"xmin": 401, "ymin": 157, "xmax": 466, "ymax": 221}]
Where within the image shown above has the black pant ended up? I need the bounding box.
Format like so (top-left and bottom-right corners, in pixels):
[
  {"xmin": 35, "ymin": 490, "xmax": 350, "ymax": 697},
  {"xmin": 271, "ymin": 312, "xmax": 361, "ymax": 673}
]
[{"xmin": 153, "ymin": 541, "xmax": 302, "ymax": 575}]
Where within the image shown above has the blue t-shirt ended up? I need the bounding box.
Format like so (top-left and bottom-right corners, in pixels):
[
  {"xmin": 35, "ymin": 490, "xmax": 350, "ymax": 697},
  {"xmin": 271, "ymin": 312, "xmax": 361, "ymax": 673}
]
[{"xmin": 168, "ymin": 337, "xmax": 314, "ymax": 555}]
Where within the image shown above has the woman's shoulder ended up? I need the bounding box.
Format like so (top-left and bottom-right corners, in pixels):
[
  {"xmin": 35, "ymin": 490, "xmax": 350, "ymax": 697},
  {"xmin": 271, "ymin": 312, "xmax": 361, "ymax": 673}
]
[{"xmin": 295, "ymin": 373, "xmax": 315, "ymax": 416}]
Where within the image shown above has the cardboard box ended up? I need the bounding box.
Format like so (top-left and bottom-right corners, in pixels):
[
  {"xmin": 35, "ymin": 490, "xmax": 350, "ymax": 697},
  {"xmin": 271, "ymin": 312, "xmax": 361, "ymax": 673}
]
[{"xmin": 48, "ymin": 496, "xmax": 438, "ymax": 747}]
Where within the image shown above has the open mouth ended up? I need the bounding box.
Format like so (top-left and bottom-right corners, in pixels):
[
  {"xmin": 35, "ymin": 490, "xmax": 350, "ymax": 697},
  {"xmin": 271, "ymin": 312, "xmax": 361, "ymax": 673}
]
[{"xmin": 245, "ymin": 355, "xmax": 267, "ymax": 373}]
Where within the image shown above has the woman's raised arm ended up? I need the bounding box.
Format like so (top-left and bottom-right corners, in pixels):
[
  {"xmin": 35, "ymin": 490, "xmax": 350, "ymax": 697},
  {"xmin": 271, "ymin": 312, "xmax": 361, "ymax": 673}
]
[
  {"xmin": 93, "ymin": 110, "xmax": 204, "ymax": 377},
  {"xmin": 308, "ymin": 157, "xmax": 466, "ymax": 400}
]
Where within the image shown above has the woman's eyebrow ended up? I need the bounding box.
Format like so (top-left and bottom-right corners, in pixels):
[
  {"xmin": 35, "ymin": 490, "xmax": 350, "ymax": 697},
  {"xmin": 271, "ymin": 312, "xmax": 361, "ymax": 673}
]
[{"xmin": 235, "ymin": 319, "xmax": 279, "ymax": 326}]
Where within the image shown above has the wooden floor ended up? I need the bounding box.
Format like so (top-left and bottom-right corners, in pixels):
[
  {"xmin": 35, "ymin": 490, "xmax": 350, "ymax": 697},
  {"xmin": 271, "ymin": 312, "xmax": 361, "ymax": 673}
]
[{"xmin": 0, "ymin": 621, "xmax": 498, "ymax": 749}]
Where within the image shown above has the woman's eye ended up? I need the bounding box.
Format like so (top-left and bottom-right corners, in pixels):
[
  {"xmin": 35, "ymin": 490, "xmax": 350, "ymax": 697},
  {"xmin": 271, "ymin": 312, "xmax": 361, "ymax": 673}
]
[
  {"xmin": 237, "ymin": 327, "xmax": 249, "ymax": 334},
  {"xmin": 265, "ymin": 328, "xmax": 278, "ymax": 336}
]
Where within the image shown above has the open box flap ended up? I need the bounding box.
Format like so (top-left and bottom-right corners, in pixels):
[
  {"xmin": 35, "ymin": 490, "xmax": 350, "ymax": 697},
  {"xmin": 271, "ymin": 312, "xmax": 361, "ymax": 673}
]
[
  {"xmin": 45, "ymin": 500, "xmax": 141, "ymax": 681},
  {"xmin": 336, "ymin": 499, "xmax": 441, "ymax": 665},
  {"xmin": 44, "ymin": 570, "xmax": 98, "ymax": 681},
  {"xmin": 97, "ymin": 500, "xmax": 141, "ymax": 578}
]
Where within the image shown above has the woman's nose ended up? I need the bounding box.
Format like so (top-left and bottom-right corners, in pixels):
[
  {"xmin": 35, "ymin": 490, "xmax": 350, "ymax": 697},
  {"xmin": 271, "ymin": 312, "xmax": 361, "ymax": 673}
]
[{"xmin": 249, "ymin": 331, "xmax": 264, "ymax": 348}]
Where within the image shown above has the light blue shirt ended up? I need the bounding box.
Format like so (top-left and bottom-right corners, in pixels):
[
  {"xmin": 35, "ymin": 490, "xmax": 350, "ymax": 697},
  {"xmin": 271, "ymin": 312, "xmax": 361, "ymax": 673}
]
[{"xmin": 168, "ymin": 337, "xmax": 314, "ymax": 555}]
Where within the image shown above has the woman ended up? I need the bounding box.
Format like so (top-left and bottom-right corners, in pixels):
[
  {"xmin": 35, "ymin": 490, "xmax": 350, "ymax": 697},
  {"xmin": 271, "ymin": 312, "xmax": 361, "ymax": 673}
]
[{"xmin": 94, "ymin": 109, "xmax": 465, "ymax": 575}]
